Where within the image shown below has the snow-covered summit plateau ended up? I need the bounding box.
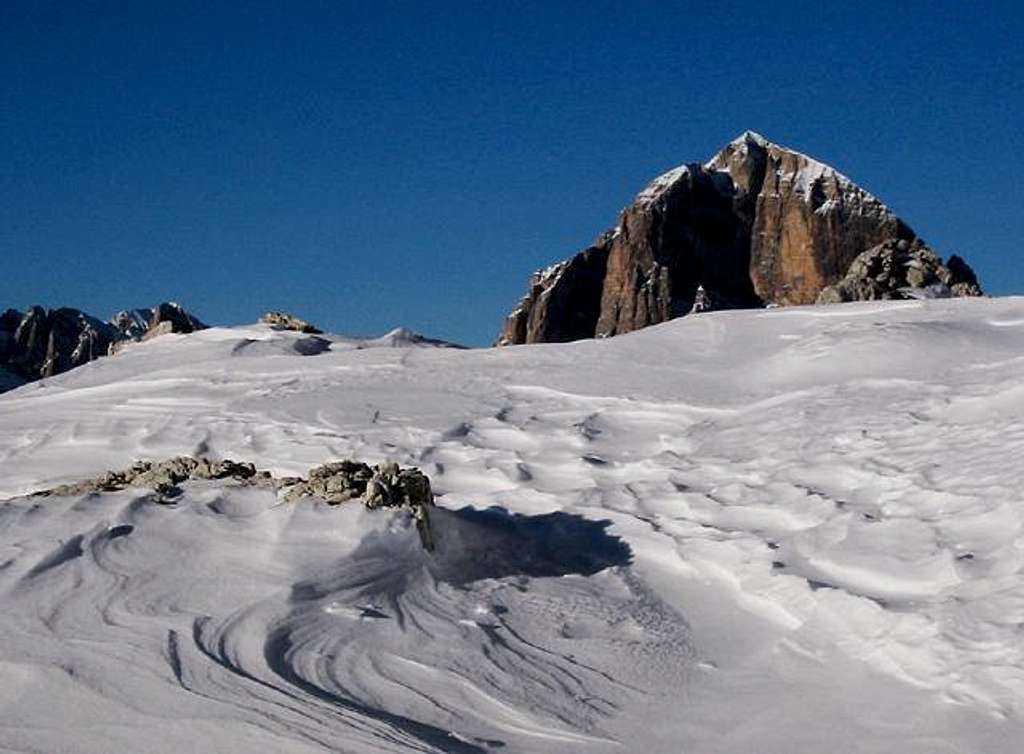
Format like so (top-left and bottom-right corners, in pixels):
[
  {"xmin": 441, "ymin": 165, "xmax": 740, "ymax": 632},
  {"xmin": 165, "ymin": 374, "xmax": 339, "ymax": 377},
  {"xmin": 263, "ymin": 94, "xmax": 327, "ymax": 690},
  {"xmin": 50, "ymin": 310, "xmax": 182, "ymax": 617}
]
[{"xmin": 1, "ymin": 298, "xmax": 1022, "ymax": 753}]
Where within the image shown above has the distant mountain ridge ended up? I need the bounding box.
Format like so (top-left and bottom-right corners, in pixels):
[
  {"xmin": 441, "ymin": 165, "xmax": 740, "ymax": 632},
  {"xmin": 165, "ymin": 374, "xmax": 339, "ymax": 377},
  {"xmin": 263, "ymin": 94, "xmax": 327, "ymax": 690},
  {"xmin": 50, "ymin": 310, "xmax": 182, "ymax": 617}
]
[
  {"xmin": 0, "ymin": 305, "xmax": 470, "ymax": 394},
  {"xmin": 0, "ymin": 302, "xmax": 206, "ymax": 392},
  {"xmin": 498, "ymin": 131, "xmax": 983, "ymax": 345}
]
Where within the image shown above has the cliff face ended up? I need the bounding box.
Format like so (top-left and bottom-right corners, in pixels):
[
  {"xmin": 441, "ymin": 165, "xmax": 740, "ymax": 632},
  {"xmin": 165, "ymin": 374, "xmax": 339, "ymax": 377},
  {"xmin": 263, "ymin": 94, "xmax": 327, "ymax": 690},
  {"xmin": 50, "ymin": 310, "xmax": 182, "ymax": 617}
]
[
  {"xmin": 0, "ymin": 307, "xmax": 118, "ymax": 382},
  {"xmin": 498, "ymin": 132, "xmax": 976, "ymax": 345},
  {"xmin": 711, "ymin": 134, "xmax": 914, "ymax": 305},
  {"xmin": 593, "ymin": 164, "xmax": 761, "ymax": 338},
  {"xmin": 501, "ymin": 245, "xmax": 609, "ymax": 345}
]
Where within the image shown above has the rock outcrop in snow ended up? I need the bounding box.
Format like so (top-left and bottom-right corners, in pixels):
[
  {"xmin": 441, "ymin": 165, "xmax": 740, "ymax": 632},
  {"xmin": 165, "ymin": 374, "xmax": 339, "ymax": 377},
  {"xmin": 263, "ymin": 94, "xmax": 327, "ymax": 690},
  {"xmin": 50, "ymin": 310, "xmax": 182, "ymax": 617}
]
[
  {"xmin": 281, "ymin": 460, "xmax": 436, "ymax": 550},
  {"xmin": 144, "ymin": 302, "xmax": 206, "ymax": 338},
  {"xmin": 34, "ymin": 456, "xmax": 263, "ymax": 498},
  {"xmin": 31, "ymin": 455, "xmax": 437, "ymax": 552},
  {"xmin": 110, "ymin": 302, "xmax": 206, "ymax": 344},
  {"xmin": 0, "ymin": 302, "xmax": 206, "ymax": 391},
  {"xmin": 497, "ymin": 131, "xmax": 983, "ymax": 344},
  {"xmin": 259, "ymin": 310, "xmax": 323, "ymax": 334},
  {"xmin": 817, "ymin": 239, "xmax": 983, "ymax": 303}
]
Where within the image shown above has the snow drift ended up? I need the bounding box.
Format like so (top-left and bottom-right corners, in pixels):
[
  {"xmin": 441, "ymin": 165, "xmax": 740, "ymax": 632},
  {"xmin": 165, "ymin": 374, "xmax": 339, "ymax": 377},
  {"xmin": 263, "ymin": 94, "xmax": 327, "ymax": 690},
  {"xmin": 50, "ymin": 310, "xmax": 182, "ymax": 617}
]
[{"xmin": 1, "ymin": 301, "xmax": 1022, "ymax": 752}]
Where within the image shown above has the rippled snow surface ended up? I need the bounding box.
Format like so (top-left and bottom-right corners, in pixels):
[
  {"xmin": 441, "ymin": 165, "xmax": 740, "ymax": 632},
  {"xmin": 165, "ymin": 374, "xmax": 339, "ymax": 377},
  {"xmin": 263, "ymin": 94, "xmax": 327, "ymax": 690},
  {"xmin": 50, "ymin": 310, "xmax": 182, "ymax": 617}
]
[{"xmin": 2, "ymin": 299, "xmax": 1023, "ymax": 752}]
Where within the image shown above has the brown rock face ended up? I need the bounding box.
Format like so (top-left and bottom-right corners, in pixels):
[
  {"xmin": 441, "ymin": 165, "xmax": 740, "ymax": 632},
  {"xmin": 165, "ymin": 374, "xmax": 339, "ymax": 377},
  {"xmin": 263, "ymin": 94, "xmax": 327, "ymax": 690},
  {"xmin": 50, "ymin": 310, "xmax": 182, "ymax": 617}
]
[
  {"xmin": 498, "ymin": 132, "xmax": 977, "ymax": 345},
  {"xmin": 715, "ymin": 136, "xmax": 914, "ymax": 305}
]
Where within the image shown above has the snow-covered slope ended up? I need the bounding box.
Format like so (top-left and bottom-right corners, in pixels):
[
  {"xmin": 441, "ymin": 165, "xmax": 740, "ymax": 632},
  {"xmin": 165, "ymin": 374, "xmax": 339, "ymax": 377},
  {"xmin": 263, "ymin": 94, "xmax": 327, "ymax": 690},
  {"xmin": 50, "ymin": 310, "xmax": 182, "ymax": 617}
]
[{"xmin": 1, "ymin": 301, "xmax": 1022, "ymax": 752}]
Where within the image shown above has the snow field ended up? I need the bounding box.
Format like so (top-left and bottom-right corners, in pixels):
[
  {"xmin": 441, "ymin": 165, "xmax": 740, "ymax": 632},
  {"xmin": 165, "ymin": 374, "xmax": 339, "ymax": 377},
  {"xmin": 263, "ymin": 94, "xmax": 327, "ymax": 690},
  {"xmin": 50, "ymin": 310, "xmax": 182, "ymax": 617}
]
[{"xmin": 1, "ymin": 298, "xmax": 1023, "ymax": 752}]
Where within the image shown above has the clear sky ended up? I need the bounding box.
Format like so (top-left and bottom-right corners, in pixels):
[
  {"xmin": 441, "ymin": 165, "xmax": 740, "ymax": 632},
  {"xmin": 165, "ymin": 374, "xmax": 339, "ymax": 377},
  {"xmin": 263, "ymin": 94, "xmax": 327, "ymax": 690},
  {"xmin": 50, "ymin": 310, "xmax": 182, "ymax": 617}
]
[{"xmin": 2, "ymin": 1, "xmax": 1022, "ymax": 345}]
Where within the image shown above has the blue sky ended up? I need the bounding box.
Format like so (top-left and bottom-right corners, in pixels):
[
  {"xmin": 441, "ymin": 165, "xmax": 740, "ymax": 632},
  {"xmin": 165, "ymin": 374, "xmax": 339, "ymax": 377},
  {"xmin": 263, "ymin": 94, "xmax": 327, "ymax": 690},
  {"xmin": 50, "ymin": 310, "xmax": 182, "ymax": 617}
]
[{"xmin": 2, "ymin": 1, "xmax": 1022, "ymax": 345}]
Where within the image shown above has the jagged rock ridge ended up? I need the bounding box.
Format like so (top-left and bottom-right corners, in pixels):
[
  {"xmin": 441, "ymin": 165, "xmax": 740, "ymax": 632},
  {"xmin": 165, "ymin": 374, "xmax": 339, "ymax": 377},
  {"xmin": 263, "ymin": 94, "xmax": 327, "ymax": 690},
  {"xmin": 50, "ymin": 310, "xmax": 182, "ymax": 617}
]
[
  {"xmin": 498, "ymin": 131, "xmax": 981, "ymax": 345},
  {"xmin": 817, "ymin": 239, "xmax": 983, "ymax": 303},
  {"xmin": 1, "ymin": 302, "xmax": 206, "ymax": 392}
]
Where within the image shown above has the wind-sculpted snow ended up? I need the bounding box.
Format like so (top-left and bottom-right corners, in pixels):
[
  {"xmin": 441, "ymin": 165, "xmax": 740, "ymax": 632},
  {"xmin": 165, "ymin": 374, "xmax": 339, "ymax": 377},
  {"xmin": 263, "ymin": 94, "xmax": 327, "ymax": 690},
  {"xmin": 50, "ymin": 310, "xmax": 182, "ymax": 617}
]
[
  {"xmin": 1, "ymin": 301, "xmax": 1024, "ymax": 751},
  {"xmin": 0, "ymin": 485, "xmax": 683, "ymax": 753}
]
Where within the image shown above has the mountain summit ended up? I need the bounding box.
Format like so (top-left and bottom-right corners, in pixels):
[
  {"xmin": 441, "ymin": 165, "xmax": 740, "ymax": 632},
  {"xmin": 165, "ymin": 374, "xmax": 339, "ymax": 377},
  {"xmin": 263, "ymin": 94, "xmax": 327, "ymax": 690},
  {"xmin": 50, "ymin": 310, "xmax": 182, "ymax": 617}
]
[{"xmin": 498, "ymin": 132, "xmax": 981, "ymax": 345}]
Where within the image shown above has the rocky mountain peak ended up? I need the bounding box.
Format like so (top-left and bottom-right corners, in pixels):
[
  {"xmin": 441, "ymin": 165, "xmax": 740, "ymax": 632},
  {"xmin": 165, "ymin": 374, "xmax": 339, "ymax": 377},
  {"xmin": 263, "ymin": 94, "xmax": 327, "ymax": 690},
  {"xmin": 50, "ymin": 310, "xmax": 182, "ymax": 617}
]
[
  {"xmin": 1, "ymin": 301, "xmax": 207, "ymax": 393},
  {"xmin": 497, "ymin": 132, "xmax": 978, "ymax": 345}
]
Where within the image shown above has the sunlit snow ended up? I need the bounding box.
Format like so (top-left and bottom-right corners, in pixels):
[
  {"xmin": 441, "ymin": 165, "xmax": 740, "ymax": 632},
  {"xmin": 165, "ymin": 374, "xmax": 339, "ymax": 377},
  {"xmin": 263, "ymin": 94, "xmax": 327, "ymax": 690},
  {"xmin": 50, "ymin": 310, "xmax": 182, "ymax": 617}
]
[{"xmin": 1, "ymin": 299, "xmax": 1022, "ymax": 752}]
